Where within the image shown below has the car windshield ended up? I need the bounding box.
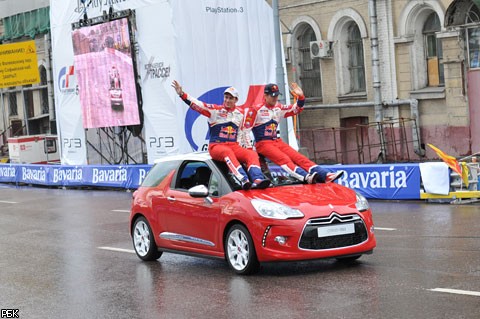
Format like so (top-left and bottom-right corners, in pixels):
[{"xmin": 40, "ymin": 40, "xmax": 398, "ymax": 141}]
[{"xmin": 212, "ymin": 159, "xmax": 302, "ymax": 190}]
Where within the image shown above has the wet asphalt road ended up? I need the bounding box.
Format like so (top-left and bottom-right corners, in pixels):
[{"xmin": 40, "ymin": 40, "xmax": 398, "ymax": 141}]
[{"xmin": 0, "ymin": 184, "xmax": 479, "ymax": 319}]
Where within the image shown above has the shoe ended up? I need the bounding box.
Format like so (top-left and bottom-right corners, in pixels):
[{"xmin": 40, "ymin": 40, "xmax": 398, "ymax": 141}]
[
  {"xmin": 304, "ymin": 172, "xmax": 318, "ymax": 184},
  {"xmin": 241, "ymin": 180, "xmax": 252, "ymax": 190},
  {"xmin": 325, "ymin": 171, "xmax": 345, "ymax": 183},
  {"xmin": 252, "ymin": 179, "xmax": 271, "ymax": 189}
]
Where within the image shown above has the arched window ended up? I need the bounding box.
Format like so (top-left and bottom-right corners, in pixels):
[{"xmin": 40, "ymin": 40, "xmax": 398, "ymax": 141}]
[
  {"xmin": 296, "ymin": 24, "xmax": 322, "ymax": 98},
  {"xmin": 466, "ymin": 4, "xmax": 480, "ymax": 69},
  {"xmin": 329, "ymin": 10, "xmax": 368, "ymax": 98},
  {"xmin": 398, "ymin": 2, "xmax": 445, "ymax": 92},
  {"xmin": 423, "ymin": 13, "xmax": 444, "ymax": 86},
  {"xmin": 466, "ymin": 2, "xmax": 480, "ymax": 22},
  {"xmin": 347, "ymin": 23, "xmax": 366, "ymax": 92}
]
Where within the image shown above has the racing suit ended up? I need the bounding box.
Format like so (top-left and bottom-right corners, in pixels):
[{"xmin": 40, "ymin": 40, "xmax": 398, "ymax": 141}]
[
  {"xmin": 178, "ymin": 92, "xmax": 266, "ymax": 184},
  {"xmin": 243, "ymin": 97, "xmax": 329, "ymax": 183}
]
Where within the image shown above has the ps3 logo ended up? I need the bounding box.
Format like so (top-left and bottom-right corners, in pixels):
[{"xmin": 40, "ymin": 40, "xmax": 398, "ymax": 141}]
[
  {"xmin": 148, "ymin": 136, "xmax": 174, "ymax": 148},
  {"xmin": 63, "ymin": 138, "xmax": 82, "ymax": 148}
]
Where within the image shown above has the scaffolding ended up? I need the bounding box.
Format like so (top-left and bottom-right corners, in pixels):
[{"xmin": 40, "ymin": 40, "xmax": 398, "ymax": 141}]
[
  {"xmin": 298, "ymin": 117, "xmax": 422, "ymax": 164},
  {"xmin": 85, "ymin": 127, "xmax": 146, "ymax": 165}
]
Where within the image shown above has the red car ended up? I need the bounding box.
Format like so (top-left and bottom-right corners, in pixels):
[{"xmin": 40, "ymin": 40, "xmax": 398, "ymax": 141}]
[
  {"xmin": 109, "ymin": 88, "xmax": 124, "ymax": 111},
  {"xmin": 130, "ymin": 152, "xmax": 376, "ymax": 275}
]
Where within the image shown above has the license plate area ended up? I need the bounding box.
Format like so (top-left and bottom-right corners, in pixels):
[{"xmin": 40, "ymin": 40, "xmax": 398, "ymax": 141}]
[{"xmin": 317, "ymin": 223, "xmax": 355, "ymax": 237}]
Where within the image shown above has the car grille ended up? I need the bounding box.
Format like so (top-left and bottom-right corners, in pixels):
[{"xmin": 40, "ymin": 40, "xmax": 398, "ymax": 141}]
[{"xmin": 299, "ymin": 212, "xmax": 368, "ymax": 250}]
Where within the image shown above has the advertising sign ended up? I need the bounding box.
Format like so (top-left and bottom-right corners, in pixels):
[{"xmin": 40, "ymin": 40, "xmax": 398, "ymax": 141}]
[
  {"xmin": 0, "ymin": 162, "xmax": 422, "ymax": 199},
  {"xmin": 333, "ymin": 164, "xmax": 421, "ymax": 199},
  {"xmin": 0, "ymin": 40, "xmax": 40, "ymax": 88},
  {"xmin": 51, "ymin": 0, "xmax": 276, "ymax": 164},
  {"xmin": 72, "ymin": 17, "xmax": 140, "ymax": 128}
]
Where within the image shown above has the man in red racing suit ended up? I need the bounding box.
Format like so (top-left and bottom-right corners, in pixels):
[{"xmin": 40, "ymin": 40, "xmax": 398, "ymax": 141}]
[
  {"xmin": 243, "ymin": 83, "xmax": 343, "ymax": 184},
  {"xmin": 172, "ymin": 80, "xmax": 270, "ymax": 190}
]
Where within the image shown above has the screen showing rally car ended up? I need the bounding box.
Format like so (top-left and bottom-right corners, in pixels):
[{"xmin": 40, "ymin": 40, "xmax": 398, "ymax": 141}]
[{"xmin": 72, "ymin": 17, "xmax": 140, "ymax": 128}]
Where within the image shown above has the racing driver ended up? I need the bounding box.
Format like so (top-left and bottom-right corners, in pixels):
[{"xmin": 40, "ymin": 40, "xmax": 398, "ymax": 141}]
[
  {"xmin": 243, "ymin": 82, "xmax": 344, "ymax": 184},
  {"xmin": 172, "ymin": 80, "xmax": 270, "ymax": 190}
]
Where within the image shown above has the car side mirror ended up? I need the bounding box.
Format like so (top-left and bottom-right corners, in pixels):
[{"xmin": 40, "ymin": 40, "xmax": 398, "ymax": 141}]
[{"xmin": 188, "ymin": 184, "xmax": 209, "ymax": 198}]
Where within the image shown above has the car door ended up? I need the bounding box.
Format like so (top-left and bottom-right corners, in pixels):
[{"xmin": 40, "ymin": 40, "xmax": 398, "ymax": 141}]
[{"xmin": 160, "ymin": 161, "xmax": 223, "ymax": 252}]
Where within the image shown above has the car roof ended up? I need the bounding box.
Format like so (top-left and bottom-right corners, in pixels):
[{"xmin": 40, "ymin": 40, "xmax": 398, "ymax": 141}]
[{"xmin": 153, "ymin": 151, "xmax": 212, "ymax": 164}]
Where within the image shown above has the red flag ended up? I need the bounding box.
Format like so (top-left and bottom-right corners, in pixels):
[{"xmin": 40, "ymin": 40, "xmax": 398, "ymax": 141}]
[{"xmin": 427, "ymin": 144, "xmax": 461, "ymax": 175}]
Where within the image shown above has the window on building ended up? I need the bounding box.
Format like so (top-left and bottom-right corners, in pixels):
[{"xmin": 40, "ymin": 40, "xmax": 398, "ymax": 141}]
[
  {"xmin": 466, "ymin": 2, "xmax": 480, "ymax": 23},
  {"xmin": 347, "ymin": 23, "xmax": 366, "ymax": 93},
  {"xmin": 423, "ymin": 13, "xmax": 444, "ymax": 86},
  {"xmin": 297, "ymin": 25, "xmax": 322, "ymax": 98},
  {"xmin": 8, "ymin": 92, "xmax": 18, "ymax": 116},
  {"xmin": 39, "ymin": 65, "xmax": 49, "ymax": 114},
  {"xmin": 468, "ymin": 27, "xmax": 480, "ymax": 68},
  {"xmin": 23, "ymin": 85, "xmax": 34, "ymax": 118},
  {"xmin": 467, "ymin": 4, "xmax": 480, "ymax": 69}
]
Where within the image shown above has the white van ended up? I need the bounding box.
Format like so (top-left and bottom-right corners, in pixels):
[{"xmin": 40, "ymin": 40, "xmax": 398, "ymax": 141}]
[{"xmin": 8, "ymin": 135, "xmax": 60, "ymax": 164}]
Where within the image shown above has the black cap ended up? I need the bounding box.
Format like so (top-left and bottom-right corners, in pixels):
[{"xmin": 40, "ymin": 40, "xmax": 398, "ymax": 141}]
[{"xmin": 264, "ymin": 83, "xmax": 282, "ymax": 97}]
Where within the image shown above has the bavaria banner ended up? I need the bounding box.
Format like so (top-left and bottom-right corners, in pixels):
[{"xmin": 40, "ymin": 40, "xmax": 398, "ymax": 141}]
[
  {"xmin": 335, "ymin": 164, "xmax": 421, "ymax": 199},
  {"xmin": 0, "ymin": 162, "xmax": 422, "ymax": 199},
  {"xmin": 50, "ymin": 0, "xmax": 276, "ymax": 164}
]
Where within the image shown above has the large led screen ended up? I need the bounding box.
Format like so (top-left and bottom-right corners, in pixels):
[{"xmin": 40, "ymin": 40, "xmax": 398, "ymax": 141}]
[{"xmin": 72, "ymin": 17, "xmax": 140, "ymax": 129}]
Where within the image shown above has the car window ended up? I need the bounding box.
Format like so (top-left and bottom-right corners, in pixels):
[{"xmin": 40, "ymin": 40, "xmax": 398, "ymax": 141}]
[
  {"xmin": 175, "ymin": 161, "xmax": 214, "ymax": 192},
  {"xmin": 141, "ymin": 160, "xmax": 179, "ymax": 187},
  {"xmin": 212, "ymin": 160, "xmax": 243, "ymax": 190},
  {"xmin": 208, "ymin": 173, "xmax": 219, "ymax": 196}
]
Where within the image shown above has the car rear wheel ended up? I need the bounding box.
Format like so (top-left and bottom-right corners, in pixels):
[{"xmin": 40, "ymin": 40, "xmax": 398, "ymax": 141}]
[
  {"xmin": 225, "ymin": 224, "xmax": 259, "ymax": 275},
  {"xmin": 132, "ymin": 216, "xmax": 162, "ymax": 261}
]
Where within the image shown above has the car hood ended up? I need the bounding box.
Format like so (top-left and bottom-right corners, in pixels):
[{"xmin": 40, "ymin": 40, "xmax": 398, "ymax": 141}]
[{"xmin": 238, "ymin": 183, "xmax": 359, "ymax": 214}]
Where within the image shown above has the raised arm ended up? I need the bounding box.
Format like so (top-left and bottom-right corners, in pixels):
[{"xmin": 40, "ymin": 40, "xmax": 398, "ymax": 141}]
[
  {"xmin": 171, "ymin": 80, "xmax": 219, "ymax": 117},
  {"xmin": 282, "ymin": 82, "xmax": 306, "ymax": 117},
  {"xmin": 172, "ymin": 80, "xmax": 184, "ymax": 96}
]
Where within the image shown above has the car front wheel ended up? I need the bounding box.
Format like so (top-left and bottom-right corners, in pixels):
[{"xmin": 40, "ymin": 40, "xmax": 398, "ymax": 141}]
[
  {"xmin": 225, "ymin": 224, "xmax": 259, "ymax": 275},
  {"xmin": 132, "ymin": 216, "xmax": 162, "ymax": 261}
]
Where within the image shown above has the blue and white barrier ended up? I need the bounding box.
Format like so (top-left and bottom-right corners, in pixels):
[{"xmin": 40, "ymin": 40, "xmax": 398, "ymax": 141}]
[
  {"xmin": 0, "ymin": 164, "xmax": 151, "ymax": 189},
  {"xmin": 0, "ymin": 163, "xmax": 421, "ymax": 200},
  {"xmin": 332, "ymin": 164, "xmax": 420, "ymax": 200}
]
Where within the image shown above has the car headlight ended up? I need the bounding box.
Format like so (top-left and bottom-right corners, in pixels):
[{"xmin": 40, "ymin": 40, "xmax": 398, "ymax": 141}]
[
  {"xmin": 251, "ymin": 199, "xmax": 304, "ymax": 219},
  {"xmin": 355, "ymin": 192, "xmax": 369, "ymax": 212}
]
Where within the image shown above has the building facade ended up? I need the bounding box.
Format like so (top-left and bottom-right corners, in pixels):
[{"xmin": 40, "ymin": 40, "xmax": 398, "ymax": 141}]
[
  {"xmin": 280, "ymin": 0, "xmax": 480, "ymax": 164},
  {"xmin": 0, "ymin": 0, "xmax": 53, "ymax": 158}
]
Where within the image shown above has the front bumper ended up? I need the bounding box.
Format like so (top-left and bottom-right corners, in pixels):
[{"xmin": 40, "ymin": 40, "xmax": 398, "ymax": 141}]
[{"xmin": 253, "ymin": 213, "xmax": 376, "ymax": 262}]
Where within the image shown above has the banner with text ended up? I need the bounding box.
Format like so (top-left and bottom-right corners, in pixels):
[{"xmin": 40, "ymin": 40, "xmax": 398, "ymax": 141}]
[
  {"xmin": 0, "ymin": 163, "xmax": 151, "ymax": 189},
  {"xmin": 172, "ymin": 0, "xmax": 276, "ymax": 156},
  {"xmin": 0, "ymin": 162, "xmax": 421, "ymax": 199},
  {"xmin": 51, "ymin": 0, "xmax": 276, "ymax": 164},
  {"xmin": 333, "ymin": 164, "xmax": 421, "ymax": 200},
  {"xmin": 0, "ymin": 41, "xmax": 40, "ymax": 88}
]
